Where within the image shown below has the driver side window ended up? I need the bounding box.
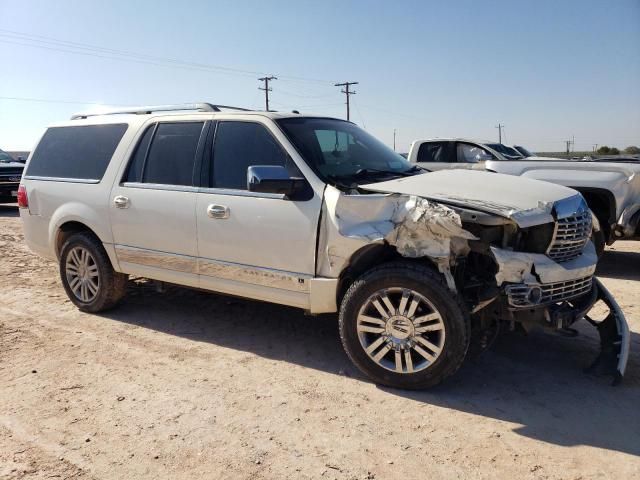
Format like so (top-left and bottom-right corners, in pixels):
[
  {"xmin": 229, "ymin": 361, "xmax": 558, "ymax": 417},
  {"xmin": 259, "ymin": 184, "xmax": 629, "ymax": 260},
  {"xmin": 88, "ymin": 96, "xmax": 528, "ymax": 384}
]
[
  {"xmin": 211, "ymin": 121, "xmax": 297, "ymax": 190},
  {"xmin": 456, "ymin": 143, "xmax": 493, "ymax": 163}
]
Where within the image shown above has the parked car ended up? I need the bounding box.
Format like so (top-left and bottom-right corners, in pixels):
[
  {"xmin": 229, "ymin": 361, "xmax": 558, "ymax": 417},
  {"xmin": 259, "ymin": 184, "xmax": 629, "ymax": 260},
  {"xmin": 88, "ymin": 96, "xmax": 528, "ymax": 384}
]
[
  {"xmin": 0, "ymin": 148, "xmax": 25, "ymax": 203},
  {"xmin": 408, "ymin": 138, "xmax": 640, "ymax": 250},
  {"xmin": 19, "ymin": 104, "xmax": 628, "ymax": 388}
]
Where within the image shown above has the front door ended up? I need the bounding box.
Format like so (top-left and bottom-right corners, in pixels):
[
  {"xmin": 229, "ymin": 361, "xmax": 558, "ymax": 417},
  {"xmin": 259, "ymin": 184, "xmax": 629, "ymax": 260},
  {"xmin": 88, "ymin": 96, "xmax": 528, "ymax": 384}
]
[
  {"xmin": 110, "ymin": 120, "xmax": 208, "ymax": 284},
  {"xmin": 195, "ymin": 119, "xmax": 321, "ymax": 306}
]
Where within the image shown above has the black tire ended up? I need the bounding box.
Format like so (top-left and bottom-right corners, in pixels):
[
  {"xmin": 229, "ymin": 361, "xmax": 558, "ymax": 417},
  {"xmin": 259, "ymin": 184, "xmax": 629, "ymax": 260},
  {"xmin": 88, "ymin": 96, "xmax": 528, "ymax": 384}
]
[
  {"xmin": 592, "ymin": 229, "xmax": 606, "ymax": 259},
  {"xmin": 59, "ymin": 232, "xmax": 127, "ymax": 312},
  {"xmin": 339, "ymin": 261, "xmax": 470, "ymax": 389}
]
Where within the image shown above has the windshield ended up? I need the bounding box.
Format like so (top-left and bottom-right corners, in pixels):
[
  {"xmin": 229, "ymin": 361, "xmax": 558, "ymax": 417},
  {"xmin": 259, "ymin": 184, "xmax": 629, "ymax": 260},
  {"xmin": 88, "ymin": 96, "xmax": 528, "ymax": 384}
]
[
  {"xmin": 514, "ymin": 145, "xmax": 534, "ymax": 157},
  {"xmin": 486, "ymin": 143, "xmax": 524, "ymax": 159},
  {"xmin": 276, "ymin": 117, "xmax": 416, "ymax": 184}
]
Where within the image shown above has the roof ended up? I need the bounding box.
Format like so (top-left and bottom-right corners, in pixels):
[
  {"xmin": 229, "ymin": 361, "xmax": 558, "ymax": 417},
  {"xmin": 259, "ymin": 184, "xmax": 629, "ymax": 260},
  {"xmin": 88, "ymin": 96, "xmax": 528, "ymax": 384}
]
[{"xmin": 412, "ymin": 138, "xmax": 495, "ymax": 144}]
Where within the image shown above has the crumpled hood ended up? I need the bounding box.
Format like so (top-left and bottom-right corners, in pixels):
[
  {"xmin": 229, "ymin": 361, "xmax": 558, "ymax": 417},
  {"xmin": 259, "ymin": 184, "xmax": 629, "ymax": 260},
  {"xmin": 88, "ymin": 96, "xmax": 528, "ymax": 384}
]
[{"xmin": 361, "ymin": 170, "xmax": 579, "ymax": 227}]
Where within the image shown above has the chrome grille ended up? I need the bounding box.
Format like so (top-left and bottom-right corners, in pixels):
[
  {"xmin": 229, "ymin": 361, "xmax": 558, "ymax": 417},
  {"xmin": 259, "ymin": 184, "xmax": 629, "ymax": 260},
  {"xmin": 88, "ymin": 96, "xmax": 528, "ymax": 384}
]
[
  {"xmin": 547, "ymin": 210, "xmax": 592, "ymax": 262},
  {"xmin": 506, "ymin": 276, "xmax": 593, "ymax": 308}
]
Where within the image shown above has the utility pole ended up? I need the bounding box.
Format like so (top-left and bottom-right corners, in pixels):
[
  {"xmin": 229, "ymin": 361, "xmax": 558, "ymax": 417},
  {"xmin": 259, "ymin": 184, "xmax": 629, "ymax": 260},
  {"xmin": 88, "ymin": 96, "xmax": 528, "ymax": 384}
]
[
  {"xmin": 593, "ymin": 144, "xmax": 598, "ymax": 152},
  {"xmin": 495, "ymin": 123, "xmax": 504, "ymax": 143},
  {"xmin": 335, "ymin": 81, "xmax": 358, "ymax": 121},
  {"xmin": 565, "ymin": 139, "xmax": 572, "ymax": 155},
  {"xmin": 393, "ymin": 129, "xmax": 396, "ymax": 151},
  {"xmin": 258, "ymin": 75, "xmax": 277, "ymax": 111}
]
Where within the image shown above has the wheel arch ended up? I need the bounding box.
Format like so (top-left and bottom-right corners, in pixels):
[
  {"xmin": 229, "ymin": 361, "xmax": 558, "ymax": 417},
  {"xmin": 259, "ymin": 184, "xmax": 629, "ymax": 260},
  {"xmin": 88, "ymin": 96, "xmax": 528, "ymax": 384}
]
[
  {"xmin": 52, "ymin": 218, "xmax": 120, "ymax": 271},
  {"xmin": 570, "ymin": 187, "xmax": 616, "ymax": 241},
  {"xmin": 336, "ymin": 244, "xmax": 441, "ymax": 307}
]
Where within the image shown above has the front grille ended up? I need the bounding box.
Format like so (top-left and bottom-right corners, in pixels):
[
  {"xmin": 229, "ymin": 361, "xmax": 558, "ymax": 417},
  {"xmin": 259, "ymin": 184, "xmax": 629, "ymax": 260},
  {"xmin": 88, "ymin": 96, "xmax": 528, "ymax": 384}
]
[
  {"xmin": 547, "ymin": 211, "xmax": 592, "ymax": 262},
  {"xmin": 506, "ymin": 276, "xmax": 593, "ymax": 308}
]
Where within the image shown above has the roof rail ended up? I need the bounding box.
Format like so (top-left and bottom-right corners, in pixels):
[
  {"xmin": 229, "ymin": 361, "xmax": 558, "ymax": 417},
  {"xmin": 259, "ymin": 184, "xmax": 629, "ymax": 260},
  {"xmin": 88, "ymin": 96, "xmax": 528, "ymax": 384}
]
[{"xmin": 70, "ymin": 103, "xmax": 251, "ymax": 120}]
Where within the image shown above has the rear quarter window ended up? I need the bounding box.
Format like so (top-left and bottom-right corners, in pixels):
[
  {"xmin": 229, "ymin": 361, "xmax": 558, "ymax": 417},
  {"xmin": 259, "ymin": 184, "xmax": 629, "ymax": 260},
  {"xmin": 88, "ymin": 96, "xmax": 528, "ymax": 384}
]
[{"xmin": 26, "ymin": 124, "xmax": 128, "ymax": 180}]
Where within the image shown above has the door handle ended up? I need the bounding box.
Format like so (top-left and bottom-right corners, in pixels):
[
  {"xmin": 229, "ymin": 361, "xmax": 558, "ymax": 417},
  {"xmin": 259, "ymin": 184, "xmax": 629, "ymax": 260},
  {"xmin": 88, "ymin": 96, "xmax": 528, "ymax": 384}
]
[
  {"xmin": 113, "ymin": 195, "xmax": 130, "ymax": 209},
  {"xmin": 207, "ymin": 204, "xmax": 230, "ymax": 219}
]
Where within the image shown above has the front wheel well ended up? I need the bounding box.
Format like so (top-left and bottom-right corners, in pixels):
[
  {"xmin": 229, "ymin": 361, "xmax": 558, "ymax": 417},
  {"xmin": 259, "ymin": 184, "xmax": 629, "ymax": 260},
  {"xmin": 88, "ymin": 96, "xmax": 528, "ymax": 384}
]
[
  {"xmin": 571, "ymin": 188, "xmax": 616, "ymax": 240},
  {"xmin": 335, "ymin": 244, "xmax": 440, "ymax": 306},
  {"xmin": 55, "ymin": 221, "xmax": 101, "ymax": 259}
]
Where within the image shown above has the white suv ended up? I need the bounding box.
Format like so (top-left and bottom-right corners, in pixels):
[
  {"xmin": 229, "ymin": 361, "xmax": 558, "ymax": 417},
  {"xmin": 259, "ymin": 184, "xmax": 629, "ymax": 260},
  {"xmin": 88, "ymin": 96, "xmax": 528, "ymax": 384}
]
[{"xmin": 19, "ymin": 104, "xmax": 629, "ymax": 388}]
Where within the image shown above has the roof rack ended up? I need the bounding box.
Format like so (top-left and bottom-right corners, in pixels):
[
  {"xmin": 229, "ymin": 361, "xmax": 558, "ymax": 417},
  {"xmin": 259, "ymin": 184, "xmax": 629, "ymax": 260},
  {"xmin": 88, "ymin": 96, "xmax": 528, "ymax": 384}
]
[{"xmin": 70, "ymin": 103, "xmax": 251, "ymax": 120}]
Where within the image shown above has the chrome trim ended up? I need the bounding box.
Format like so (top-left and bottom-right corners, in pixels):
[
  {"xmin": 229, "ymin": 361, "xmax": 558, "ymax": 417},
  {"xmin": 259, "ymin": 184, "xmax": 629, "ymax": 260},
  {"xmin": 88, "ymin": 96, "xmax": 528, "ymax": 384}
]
[
  {"xmin": 547, "ymin": 196, "xmax": 591, "ymax": 263},
  {"xmin": 198, "ymin": 187, "xmax": 285, "ymax": 200},
  {"xmin": 23, "ymin": 175, "xmax": 101, "ymax": 184},
  {"xmin": 115, "ymin": 245, "xmax": 197, "ymax": 274},
  {"xmin": 198, "ymin": 257, "xmax": 310, "ymax": 292},
  {"xmin": 506, "ymin": 275, "xmax": 593, "ymax": 308},
  {"xmin": 121, "ymin": 182, "xmax": 199, "ymax": 193}
]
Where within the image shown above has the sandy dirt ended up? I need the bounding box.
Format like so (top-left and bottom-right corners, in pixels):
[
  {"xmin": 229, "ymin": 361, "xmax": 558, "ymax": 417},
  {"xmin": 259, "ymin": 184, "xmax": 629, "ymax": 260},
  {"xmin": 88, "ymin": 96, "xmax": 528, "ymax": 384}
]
[{"xmin": 1, "ymin": 204, "xmax": 639, "ymax": 479}]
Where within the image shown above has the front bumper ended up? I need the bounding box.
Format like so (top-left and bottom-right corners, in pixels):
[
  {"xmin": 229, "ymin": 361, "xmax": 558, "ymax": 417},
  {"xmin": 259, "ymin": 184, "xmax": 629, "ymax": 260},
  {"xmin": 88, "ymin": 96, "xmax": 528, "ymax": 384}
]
[{"xmin": 493, "ymin": 277, "xmax": 629, "ymax": 384}]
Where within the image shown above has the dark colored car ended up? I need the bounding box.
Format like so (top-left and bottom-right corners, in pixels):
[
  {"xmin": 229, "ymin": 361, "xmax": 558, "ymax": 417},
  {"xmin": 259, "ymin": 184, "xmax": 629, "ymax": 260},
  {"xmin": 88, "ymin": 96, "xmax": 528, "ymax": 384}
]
[{"xmin": 0, "ymin": 149, "xmax": 25, "ymax": 203}]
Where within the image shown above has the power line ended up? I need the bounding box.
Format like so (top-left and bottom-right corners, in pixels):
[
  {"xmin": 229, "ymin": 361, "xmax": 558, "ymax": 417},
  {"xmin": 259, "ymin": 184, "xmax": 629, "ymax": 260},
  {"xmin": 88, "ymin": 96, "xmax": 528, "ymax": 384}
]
[
  {"xmin": 334, "ymin": 81, "xmax": 358, "ymax": 121},
  {"xmin": 0, "ymin": 29, "xmax": 335, "ymax": 84},
  {"xmin": 258, "ymin": 76, "xmax": 277, "ymax": 111},
  {"xmin": 0, "ymin": 95, "xmax": 130, "ymax": 106}
]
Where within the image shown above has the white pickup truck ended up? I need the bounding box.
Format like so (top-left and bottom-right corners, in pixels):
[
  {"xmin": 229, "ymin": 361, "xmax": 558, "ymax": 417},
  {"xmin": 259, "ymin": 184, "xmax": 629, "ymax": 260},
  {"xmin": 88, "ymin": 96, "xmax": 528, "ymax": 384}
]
[{"xmin": 408, "ymin": 139, "xmax": 640, "ymax": 250}]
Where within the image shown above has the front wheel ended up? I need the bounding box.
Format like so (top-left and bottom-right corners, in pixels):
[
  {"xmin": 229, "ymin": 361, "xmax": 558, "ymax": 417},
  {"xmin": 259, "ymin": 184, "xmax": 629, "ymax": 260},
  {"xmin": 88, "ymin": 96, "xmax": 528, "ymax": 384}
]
[{"xmin": 339, "ymin": 262, "xmax": 470, "ymax": 389}]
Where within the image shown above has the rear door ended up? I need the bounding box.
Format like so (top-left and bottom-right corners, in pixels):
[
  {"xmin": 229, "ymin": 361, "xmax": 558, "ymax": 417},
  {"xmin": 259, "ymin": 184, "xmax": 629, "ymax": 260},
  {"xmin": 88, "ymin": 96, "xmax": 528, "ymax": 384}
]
[
  {"xmin": 414, "ymin": 141, "xmax": 457, "ymax": 171},
  {"xmin": 110, "ymin": 120, "xmax": 209, "ymax": 285}
]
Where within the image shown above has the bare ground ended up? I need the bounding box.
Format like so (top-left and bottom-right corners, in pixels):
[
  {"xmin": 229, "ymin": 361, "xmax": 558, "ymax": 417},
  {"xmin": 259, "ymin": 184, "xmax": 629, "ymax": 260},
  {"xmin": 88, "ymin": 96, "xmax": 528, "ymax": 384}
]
[{"xmin": 1, "ymin": 204, "xmax": 639, "ymax": 480}]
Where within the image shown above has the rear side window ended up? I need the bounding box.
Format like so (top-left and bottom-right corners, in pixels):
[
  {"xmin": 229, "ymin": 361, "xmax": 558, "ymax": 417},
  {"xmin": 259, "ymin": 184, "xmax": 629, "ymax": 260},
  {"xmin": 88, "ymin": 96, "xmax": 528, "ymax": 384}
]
[
  {"xmin": 211, "ymin": 121, "xmax": 292, "ymax": 190},
  {"xmin": 125, "ymin": 122, "xmax": 204, "ymax": 186},
  {"xmin": 124, "ymin": 126, "xmax": 154, "ymax": 183},
  {"xmin": 417, "ymin": 142, "xmax": 450, "ymax": 163},
  {"xmin": 27, "ymin": 124, "xmax": 128, "ymax": 180}
]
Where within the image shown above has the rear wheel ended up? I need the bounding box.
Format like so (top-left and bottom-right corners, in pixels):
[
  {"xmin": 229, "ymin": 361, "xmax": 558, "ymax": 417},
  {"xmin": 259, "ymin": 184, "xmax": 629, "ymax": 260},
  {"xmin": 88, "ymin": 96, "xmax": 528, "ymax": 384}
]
[
  {"xmin": 59, "ymin": 232, "xmax": 127, "ymax": 312},
  {"xmin": 339, "ymin": 262, "xmax": 470, "ymax": 389}
]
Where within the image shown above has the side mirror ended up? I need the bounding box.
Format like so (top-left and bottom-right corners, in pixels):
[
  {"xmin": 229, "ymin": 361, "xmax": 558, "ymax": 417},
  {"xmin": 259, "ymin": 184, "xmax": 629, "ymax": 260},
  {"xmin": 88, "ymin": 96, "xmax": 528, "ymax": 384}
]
[
  {"xmin": 247, "ymin": 165, "xmax": 308, "ymax": 199},
  {"xmin": 476, "ymin": 152, "xmax": 493, "ymax": 162},
  {"xmin": 17, "ymin": 156, "xmax": 26, "ymax": 163}
]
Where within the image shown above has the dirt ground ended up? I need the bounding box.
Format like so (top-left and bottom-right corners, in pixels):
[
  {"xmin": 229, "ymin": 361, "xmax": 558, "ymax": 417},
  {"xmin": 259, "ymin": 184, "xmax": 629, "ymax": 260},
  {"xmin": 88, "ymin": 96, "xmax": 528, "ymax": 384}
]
[{"xmin": 1, "ymin": 204, "xmax": 639, "ymax": 480}]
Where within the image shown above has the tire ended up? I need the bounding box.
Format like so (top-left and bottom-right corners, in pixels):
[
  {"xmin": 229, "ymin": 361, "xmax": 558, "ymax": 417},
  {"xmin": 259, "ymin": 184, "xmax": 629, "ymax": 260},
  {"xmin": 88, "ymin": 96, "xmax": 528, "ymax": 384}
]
[
  {"xmin": 339, "ymin": 261, "xmax": 470, "ymax": 390},
  {"xmin": 592, "ymin": 229, "xmax": 606, "ymax": 259},
  {"xmin": 59, "ymin": 232, "xmax": 127, "ymax": 312}
]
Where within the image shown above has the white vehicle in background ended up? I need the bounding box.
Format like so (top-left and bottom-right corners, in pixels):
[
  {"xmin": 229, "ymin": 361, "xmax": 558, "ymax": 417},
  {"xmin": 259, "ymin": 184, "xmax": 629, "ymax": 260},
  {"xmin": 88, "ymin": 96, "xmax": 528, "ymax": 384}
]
[
  {"xmin": 18, "ymin": 106, "xmax": 629, "ymax": 388},
  {"xmin": 408, "ymin": 138, "xmax": 640, "ymax": 250}
]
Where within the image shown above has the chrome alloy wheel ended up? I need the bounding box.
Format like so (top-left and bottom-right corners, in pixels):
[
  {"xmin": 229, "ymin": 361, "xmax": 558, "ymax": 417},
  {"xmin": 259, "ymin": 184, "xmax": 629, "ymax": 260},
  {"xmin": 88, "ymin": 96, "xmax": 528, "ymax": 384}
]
[
  {"xmin": 65, "ymin": 246, "xmax": 100, "ymax": 303},
  {"xmin": 356, "ymin": 287, "xmax": 446, "ymax": 374}
]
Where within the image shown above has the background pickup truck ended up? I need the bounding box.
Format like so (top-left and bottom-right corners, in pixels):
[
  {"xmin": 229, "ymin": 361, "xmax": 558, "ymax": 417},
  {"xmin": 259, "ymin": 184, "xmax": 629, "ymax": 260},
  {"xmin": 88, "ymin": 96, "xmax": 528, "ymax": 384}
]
[{"xmin": 408, "ymin": 139, "xmax": 640, "ymax": 249}]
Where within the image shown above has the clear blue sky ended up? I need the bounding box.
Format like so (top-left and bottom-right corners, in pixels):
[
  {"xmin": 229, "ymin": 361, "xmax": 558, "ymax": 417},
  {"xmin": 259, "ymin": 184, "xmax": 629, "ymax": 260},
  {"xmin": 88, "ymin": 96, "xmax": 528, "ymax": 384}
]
[{"xmin": 1, "ymin": 0, "xmax": 638, "ymax": 152}]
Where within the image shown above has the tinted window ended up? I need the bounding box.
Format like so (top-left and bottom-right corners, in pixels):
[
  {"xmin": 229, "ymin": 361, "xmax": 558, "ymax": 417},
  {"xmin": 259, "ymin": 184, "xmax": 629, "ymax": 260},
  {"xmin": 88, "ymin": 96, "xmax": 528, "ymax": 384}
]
[
  {"xmin": 124, "ymin": 125, "xmax": 154, "ymax": 183},
  {"xmin": 211, "ymin": 122, "xmax": 292, "ymax": 190},
  {"xmin": 417, "ymin": 142, "xmax": 450, "ymax": 162},
  {"xmin": 457, "ymin": 143, "xmax": 492, "ymax": 163},
  {"xmin": 142, "ymin": 122, "xmax": 204, "ymax": 186},
  {"xmin": 27, "ymin": 124, "xmax": 128, "ymax": 180}
]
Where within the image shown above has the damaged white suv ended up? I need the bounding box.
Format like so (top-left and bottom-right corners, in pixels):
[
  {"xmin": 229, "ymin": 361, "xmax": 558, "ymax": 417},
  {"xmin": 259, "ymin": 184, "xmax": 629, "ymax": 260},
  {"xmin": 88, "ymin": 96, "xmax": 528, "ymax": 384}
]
[{"xmin": 19, "ymin": 104, "xmax": 629, "ymax": 389}]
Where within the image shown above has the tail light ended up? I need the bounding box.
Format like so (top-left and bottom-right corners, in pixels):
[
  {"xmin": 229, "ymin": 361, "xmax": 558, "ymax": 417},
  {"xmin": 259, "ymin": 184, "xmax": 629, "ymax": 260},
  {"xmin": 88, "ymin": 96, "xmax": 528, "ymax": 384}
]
[{"xmin": 17, "ymin": 185, "xmax": 28, "ymax": 208}]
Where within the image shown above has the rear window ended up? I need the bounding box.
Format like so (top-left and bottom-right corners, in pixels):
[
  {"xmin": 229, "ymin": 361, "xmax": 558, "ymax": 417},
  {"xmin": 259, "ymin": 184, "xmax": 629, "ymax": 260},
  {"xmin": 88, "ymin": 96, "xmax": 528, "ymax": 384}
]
[{"xmin": 26, "ymin": 124, "xmax": 128, "ymax": 180}]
